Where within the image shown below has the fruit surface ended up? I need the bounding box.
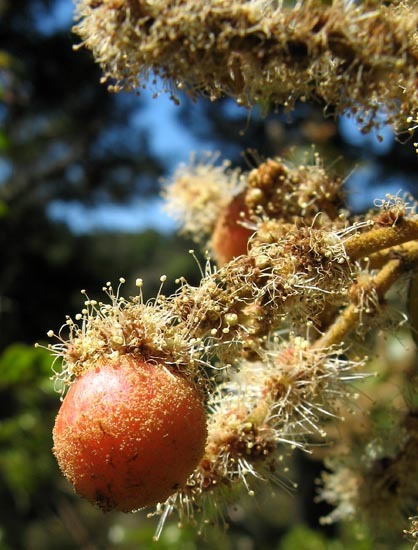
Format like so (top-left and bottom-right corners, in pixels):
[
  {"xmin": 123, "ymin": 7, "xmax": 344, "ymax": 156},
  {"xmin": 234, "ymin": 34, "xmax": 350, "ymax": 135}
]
[
  {"xmin": 53, "ymin": 357, "xmax": 207, "ymax": 511},
  {"xmin": 211, "ymin": 193, "xmax": 253, "ymax": 265}
]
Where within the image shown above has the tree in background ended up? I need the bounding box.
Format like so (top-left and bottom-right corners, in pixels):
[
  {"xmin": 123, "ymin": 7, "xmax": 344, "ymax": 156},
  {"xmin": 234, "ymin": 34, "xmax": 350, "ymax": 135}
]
[
  {"xmin": 1, "ymin": 0, "xmax": 418, "ymax": 549},
  {"xmin": 0, "ymin": 2, "xmax": 198, "ymax": 548},
  {"xmin": 44, "ymin": 0, "xmax": 418, "ymax": 548}
]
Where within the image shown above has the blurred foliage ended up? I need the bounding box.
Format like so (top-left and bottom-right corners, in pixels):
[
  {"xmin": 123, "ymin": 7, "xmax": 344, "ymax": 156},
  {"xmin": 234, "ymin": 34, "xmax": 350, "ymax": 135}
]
[
  {"xmin": 0, "ymin": 2, "xmax": 201, "ymax": 547},
  {"xmin": 278, "ymin": 524, "xmax": 413, "ymax": 550},
  {"xmin": 0, "ymin": 0, "xmax": 417, "ymax": 549}
]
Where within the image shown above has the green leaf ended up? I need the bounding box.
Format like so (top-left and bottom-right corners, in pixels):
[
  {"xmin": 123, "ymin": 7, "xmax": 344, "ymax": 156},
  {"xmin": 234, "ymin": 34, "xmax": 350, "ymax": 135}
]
[
  {"xmin": 0, "ymin": 201, "xmax": 8, "ymax": 218},
  {"xmin": 0, "ymin": 130, "xmax": 10, "ymax": 151},
  {"xmin": 0, "ymin": 344, "xmax": 52, "ymax": 387},
  {"xmin": 407, "ymin": 269, "xmax": 418, "ymax": 347},
  {"xmin": 279, "ymin": 526, "xmax": 328, "ymax": 550}
]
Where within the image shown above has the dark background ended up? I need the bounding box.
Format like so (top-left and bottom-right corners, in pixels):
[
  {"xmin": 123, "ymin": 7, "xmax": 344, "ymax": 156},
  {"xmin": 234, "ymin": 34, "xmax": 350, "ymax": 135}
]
[{"xmin": 0, "ymin": 1, "xmax": 417, "ymax": 548}]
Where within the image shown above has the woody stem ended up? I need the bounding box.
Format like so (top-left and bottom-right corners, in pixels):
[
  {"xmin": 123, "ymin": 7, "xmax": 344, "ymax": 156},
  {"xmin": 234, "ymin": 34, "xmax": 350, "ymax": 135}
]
[{"xmin": 314, "ymin": 240, "xmax": 418, "ymax": 350}]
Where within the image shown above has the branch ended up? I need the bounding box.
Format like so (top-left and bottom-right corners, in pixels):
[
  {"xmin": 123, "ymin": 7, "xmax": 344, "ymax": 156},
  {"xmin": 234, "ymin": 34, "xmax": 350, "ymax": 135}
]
[
  {"xmin": 73, "ymin": 0, "xmax": 418, "ymax": 133},
  {"xmin": 344, "ymin": 219, "xmax": 418, "ymax": 261},
  {"xmin": 315, "ymin": 240, "xmax": 418, "ymax": 350}
]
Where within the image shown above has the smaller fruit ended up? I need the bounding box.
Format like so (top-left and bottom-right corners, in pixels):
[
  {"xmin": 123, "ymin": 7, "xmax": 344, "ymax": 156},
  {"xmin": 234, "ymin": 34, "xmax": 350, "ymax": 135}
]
[
  {"xmin": 210, "ymin": 193, "xmax": 253, "ymax": 265},
  {"xmin": 53, "ymin": 357, "xmax": 207, "ymax": 512}
]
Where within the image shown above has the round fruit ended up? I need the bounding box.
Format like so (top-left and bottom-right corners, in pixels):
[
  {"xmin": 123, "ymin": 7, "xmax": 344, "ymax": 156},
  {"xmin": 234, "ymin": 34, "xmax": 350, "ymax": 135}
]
[
  {"xmin": 210, "ymin": 193, "xmax": 253, "ymax": 265},
  {"xmin": 52, "ymin": 357, "xmax": 207, "ymax": 512}
]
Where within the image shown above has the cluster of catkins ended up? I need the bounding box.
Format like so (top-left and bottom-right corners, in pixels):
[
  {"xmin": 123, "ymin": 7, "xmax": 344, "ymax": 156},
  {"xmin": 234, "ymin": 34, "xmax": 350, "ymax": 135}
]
[
  {"xmin": 47, "ymin": 0, "xmax": 418, "ymax": 544},
  {"xmin": 49, "ymin": 153, "xmax": 418, "ymax": 539}
]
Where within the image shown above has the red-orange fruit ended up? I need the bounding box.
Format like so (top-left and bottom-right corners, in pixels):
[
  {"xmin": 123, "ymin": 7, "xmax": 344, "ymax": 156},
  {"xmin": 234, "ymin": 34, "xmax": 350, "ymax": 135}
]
[
  {"xmin": 52, "ymin": 357, "xmax": 207, "ymax": 512},
  {"xmin": 211, "ymin": 193, "xmax": 253, "ymax": 266}
]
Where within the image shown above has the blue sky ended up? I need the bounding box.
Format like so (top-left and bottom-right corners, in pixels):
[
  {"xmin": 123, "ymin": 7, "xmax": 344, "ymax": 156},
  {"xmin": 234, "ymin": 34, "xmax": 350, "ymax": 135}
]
[
  {"xmin": 35, "ymin": 0, "xmax": 222, "ymax": 234},
  {"xmin": 47, "ymin": 87, "xmax": 216, "ymax": 234},
  {"xmin": 37, "ymin": 0, "xmax": 410, "ymax": 234},
  {"xmin": 48, "ymin": 96, "xmax": 405, "ymax": 234}
]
